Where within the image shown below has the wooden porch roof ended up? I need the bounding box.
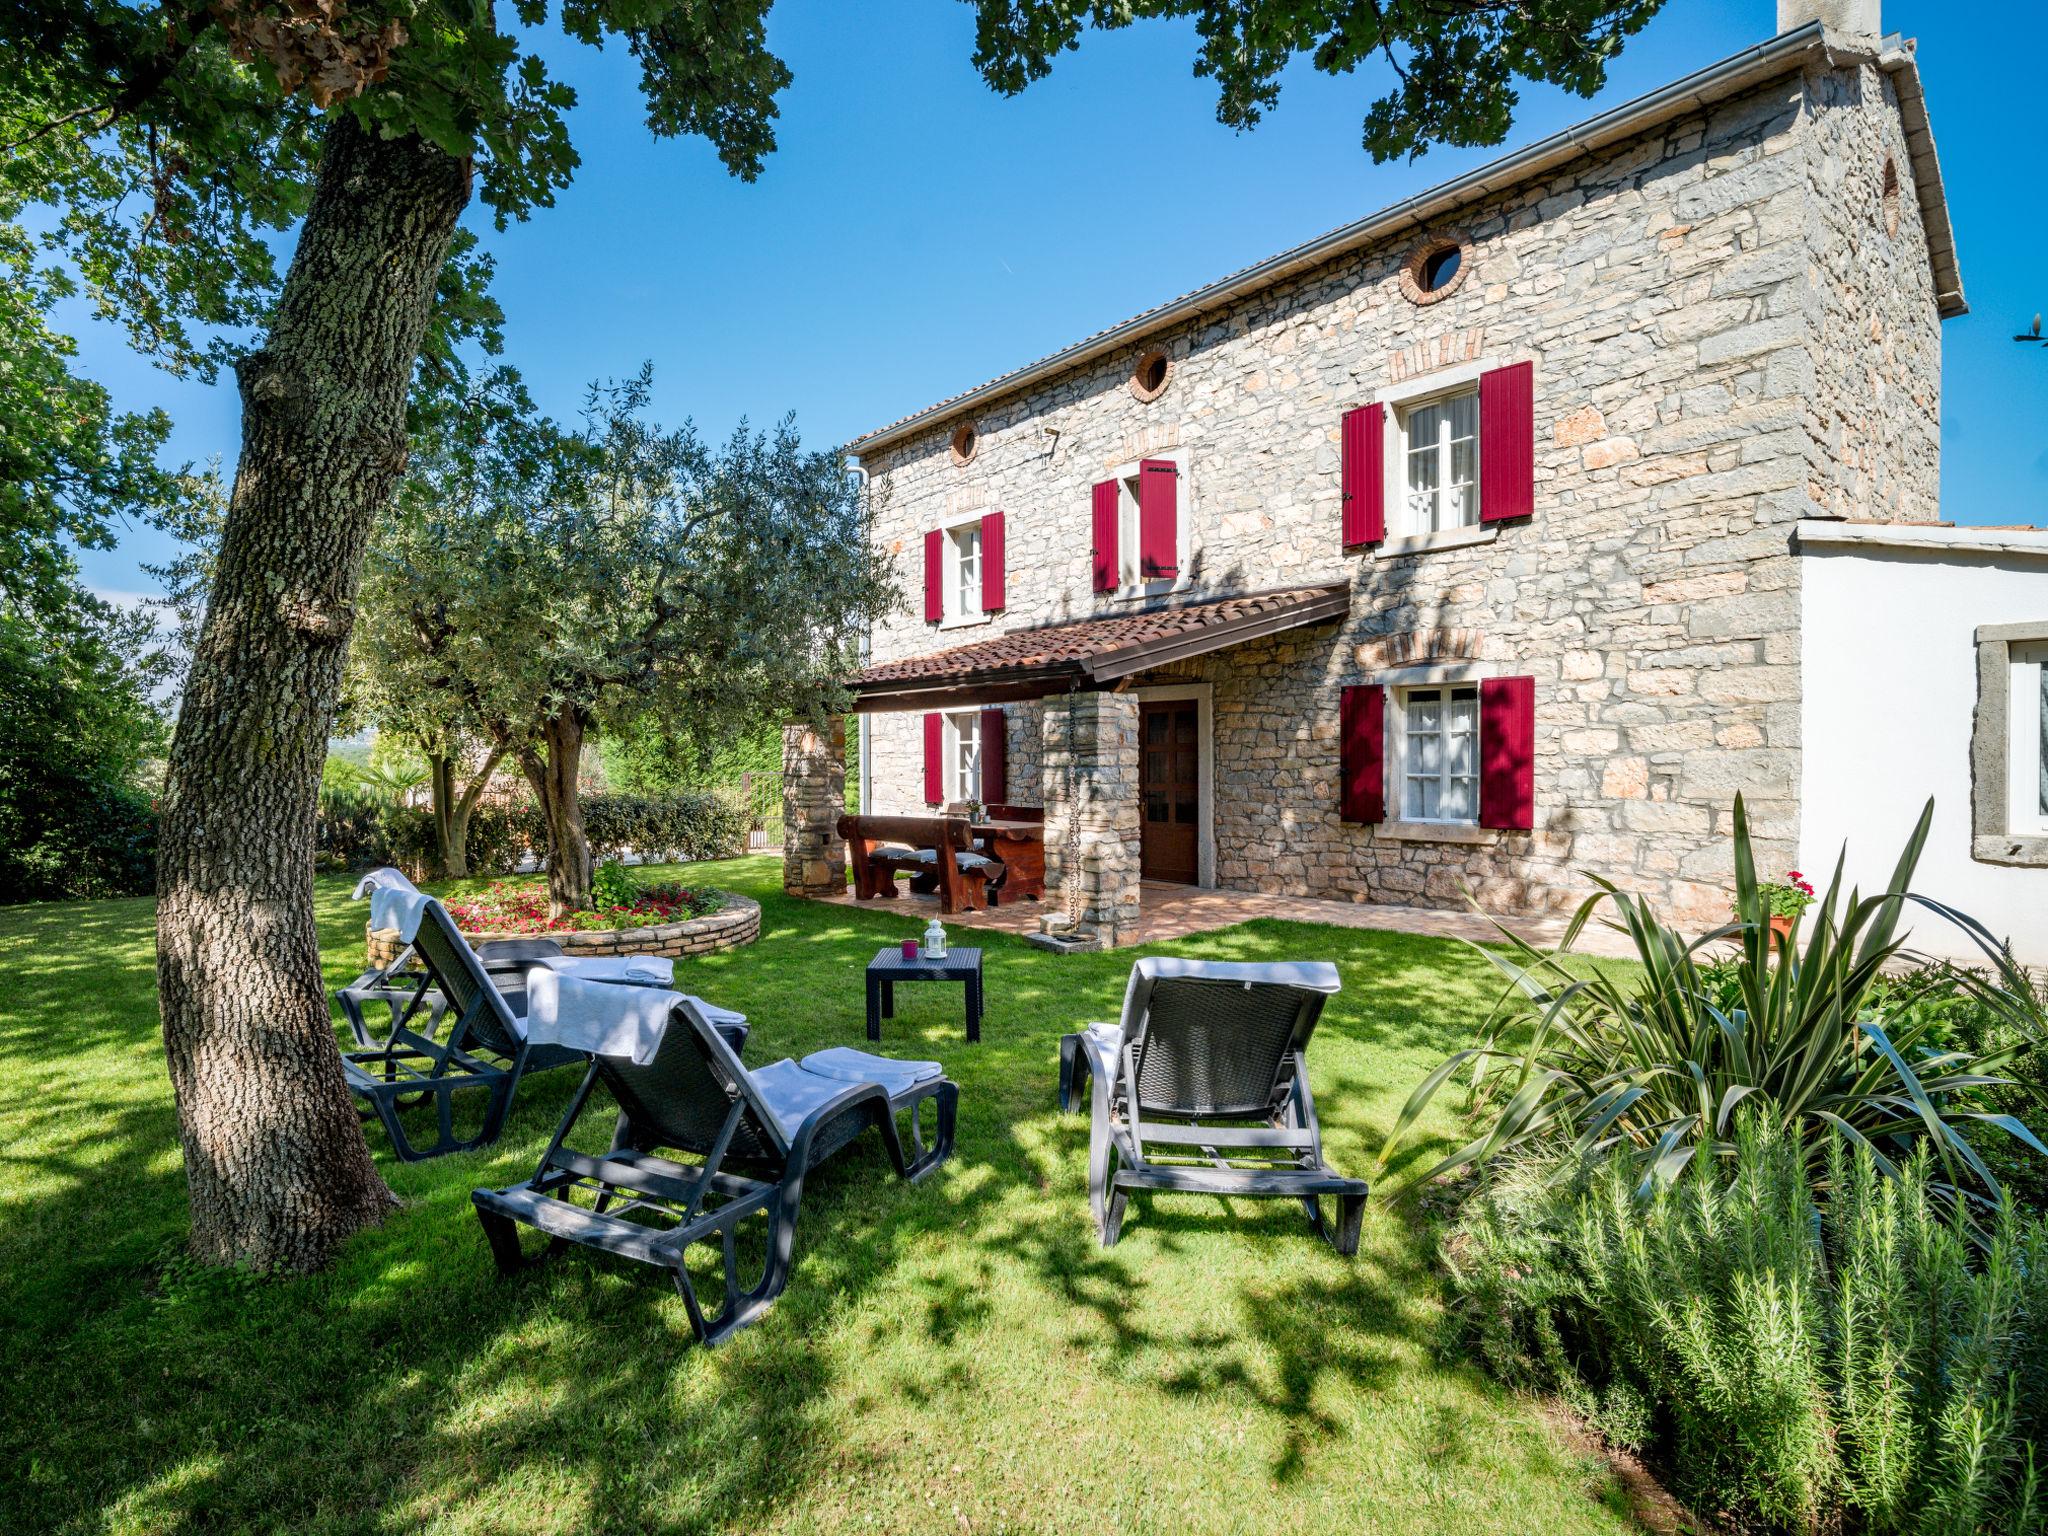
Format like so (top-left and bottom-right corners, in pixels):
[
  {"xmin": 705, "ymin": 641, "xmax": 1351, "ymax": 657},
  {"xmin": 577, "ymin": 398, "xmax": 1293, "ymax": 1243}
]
[{"xmin": 848, "ymin": 583, "xmax": 1350, "ymax": 713}]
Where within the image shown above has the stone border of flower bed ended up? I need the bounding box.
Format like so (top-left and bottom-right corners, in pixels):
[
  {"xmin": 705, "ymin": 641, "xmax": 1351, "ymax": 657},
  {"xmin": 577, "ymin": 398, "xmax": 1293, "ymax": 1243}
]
[{"xmin": 366, "ymin": 892, "xmax": 760, "ymax": 971}]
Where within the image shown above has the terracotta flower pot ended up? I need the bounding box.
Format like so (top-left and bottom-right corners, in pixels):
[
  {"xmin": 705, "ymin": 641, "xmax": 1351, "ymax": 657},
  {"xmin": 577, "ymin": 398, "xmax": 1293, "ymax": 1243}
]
[{"xmin": 1767, "ymin": 913, "xmax": 1795, "ymax": 941}]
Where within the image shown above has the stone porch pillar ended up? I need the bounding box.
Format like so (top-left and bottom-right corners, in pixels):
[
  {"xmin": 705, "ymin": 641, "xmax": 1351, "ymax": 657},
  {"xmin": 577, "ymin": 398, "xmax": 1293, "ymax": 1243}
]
[
  {"xmin": 1040, "ymin": 690, "xmax": 1141, "ymax": 948},
  {"xmin": 782, "ymin": 717, "xmax": 845, "ymax": 897}
]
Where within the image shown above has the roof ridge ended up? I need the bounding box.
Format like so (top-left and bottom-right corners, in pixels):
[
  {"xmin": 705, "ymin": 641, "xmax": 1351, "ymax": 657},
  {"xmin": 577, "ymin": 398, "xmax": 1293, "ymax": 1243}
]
[{"xmin": 850, "ymin": 22, "xmax": 1954, "ymax": 458}]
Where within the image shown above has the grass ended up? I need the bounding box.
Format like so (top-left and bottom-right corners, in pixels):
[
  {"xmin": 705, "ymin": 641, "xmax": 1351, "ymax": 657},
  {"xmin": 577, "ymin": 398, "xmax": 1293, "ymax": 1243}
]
[{"xmin": 0, "ymin": 857, "xmax": 1645, "ymax": 1535}]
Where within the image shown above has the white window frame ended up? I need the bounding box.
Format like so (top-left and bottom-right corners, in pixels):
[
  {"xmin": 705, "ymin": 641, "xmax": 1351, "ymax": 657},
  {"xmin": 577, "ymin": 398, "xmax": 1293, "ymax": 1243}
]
[
  {"xmin": 936, "ymin": 508, "xmax": 991, "ymax": 630},
  {"xmin": 1396, "ymin": 388, "xmax": 1480, "ymax": 537},
  {"xmin": 1371, "ymin": 358, "xmax": 1501, "ymax": 560},
  {"xmin": 2009, "ymin": 641, "xmax": 2048, "ymax": 837},
  {"xmin": 1109, "ymin": 447, "xmax": 1193, "ymax": 600},
  {"xmin": 1389, "ymin": 681, "xmax": 1482, "ymax": 826},
  {"xmin": 943, "ymin": 709, "xmax": 983, "ymax": 803}
]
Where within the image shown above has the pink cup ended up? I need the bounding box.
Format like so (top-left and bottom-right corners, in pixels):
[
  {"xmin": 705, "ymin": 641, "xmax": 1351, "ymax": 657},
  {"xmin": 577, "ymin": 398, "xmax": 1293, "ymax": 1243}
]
[{"xmin": 900, "ymin": 938, "xmax": 919, "ymax": 959}]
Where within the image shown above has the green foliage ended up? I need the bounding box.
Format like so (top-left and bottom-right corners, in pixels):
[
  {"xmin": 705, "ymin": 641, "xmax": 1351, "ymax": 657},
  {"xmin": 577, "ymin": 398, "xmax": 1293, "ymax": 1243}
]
[
  {"xmin": 4, "ymin": 0, "xmax": 783, "ymax": 381},
  {"xmin": 363, "ymin": 368, "xmax": 897, "ymax": 758},
  {"xmin": 312, "ymin": 788, "xmax": 747, "ymax": 878},
  {"xmin": 1445, "ymin": 1124, "xmax": 2048, "ymax": 1534},
  {"xmin": 1758, "ymin": 870, "xmax": 1817, "ymax": 919},
  {"xmin": 589, "ymin": 858, "xmax": 638, "ymax": 911},
  {"xmin": 966, "ymin": 0, "xmax": 1670, "ymax": 162},
  {"xmin": 0, "ymin": 601, "xmax": 166, "ymax": 902},
  {"xmin": 1380, "ymin": 797, "xmax": 2048, "ymax": 1212},
  {"xmin": 601, "ymin": 719, "xmax": 781, "ymax": 794}
]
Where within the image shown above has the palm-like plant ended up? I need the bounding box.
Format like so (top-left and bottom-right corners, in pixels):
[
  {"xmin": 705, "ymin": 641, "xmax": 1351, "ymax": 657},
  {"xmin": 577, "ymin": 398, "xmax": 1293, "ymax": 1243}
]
[{"xmin": 1379, "ymin": 796, "xmax": 2047, "ymax": 1211}]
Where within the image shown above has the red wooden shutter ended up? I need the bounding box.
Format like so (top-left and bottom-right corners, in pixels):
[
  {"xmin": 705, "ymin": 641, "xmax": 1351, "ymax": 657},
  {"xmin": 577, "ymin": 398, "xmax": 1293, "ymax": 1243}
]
[
  {"xmin": 1091, "ymin": 480, "xmax": 1119, "ymax": 592},
  {"xmin": 1341, "ymin": 404, "xmax": 1385, "ymax": 547},
  {"xmin": 979, "ymin": 708, "xmax": 1007, "ymax": 803},
  {"xmin": 1339, "ymin": 685, "xmax": 1385, "ymax": 824},
  {"xmin": 1479, "ymin": 361, "xmax": 1534, "ymax": 524},
  {"xmin": 1479, "ymin": 676, "xmax": 1535, "ymax": 830},
  {"xmin": 980, "ymin": 510, "xmax": 1005, "ymax": 612},
  {"xmin": 1139, "ymin": 459, "xmax": 1178, "ymax": 579},
  {"xmin": 923, "ymin": 712, "xmax": 945, "ymax": 805},
  {"xmin": 923, "ymin": 528, "xmax": 944, "ymax": 623}
]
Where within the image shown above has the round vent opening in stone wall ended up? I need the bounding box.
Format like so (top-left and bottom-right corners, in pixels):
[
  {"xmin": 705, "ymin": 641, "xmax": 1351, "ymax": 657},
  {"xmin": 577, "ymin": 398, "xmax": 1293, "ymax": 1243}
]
[
  {"xmin": 949, "ymin": 420, "xmax": 979, "ymax": 466},
  {"xmin": 1129, "ymin": 348, "xmax": 1173, "ymax": 403},
  {"xmin": 1881, "ymin": 156, "xmax": 1901, "ymax": 238},
  {"xmin": 1400, "ymin": 234, "xmax": 1473, "ymax": 306}
]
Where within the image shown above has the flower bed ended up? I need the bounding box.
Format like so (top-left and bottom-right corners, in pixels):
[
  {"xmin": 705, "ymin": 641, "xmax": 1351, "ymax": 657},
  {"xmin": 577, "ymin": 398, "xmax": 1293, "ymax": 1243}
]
[
  {"xmin": 365, "ymin": 881, "xmax": 760, "ymax": 969},
  {"xmin": 445, "ymin": 879, "xmax": 724, "ymax": 933}
]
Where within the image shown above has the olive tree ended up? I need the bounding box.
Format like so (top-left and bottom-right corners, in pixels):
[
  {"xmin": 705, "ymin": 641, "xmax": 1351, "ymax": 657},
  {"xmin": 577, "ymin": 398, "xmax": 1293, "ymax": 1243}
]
[{"xmin": 361, "ymin": 369, "xmax": 894, "ymax": 915}]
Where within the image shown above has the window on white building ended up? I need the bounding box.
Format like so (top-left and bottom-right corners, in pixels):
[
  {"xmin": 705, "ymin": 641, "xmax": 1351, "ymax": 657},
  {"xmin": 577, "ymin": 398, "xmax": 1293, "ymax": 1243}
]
[
  {"xmin": 947, "ymin": 522, "xmax": 981, "ymax": 623},
  {"xmin": 2010, "ymin": 642, "xmax": 2048, "ymax": 837},
  {"xmin": 1396, "ymin": 684, "xmax": 1479, "ymax": 823},
  {"xmin": 946, "ymin": 710, "xmax": 983, "ymax": 803},
  {"xmin": 1399, "ymin": 388, "xmax": 1480, "ymax": 536}
]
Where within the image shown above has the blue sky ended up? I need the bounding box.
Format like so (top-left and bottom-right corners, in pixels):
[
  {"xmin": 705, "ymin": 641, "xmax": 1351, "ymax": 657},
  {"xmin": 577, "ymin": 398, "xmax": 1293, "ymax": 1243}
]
[{"xmin": 64, "ymin": 0, "xmax": 2048, "ymax": 603}]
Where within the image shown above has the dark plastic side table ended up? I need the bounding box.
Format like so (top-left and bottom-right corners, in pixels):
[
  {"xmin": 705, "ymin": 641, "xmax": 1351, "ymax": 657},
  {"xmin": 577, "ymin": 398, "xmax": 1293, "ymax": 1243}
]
[{"xmin": 865, "ymin": 946, "xmax": 984, "ymax": 1044}]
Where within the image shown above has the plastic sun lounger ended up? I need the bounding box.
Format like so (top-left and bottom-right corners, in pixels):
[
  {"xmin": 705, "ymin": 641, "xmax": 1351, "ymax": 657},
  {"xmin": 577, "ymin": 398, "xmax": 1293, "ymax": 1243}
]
[
  {"xmin": 472, "ymin": 1001, "xmax": 957, "ymax": 1346},
  {"xmin": 1057, "ymin": 958, "xmax": 1368, "ymax": 1253}
]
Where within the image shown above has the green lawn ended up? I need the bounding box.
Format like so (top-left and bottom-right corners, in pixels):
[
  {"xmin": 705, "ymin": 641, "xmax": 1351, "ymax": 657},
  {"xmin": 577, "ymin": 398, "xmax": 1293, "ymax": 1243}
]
[{"xmin": 0, "ymin": 857, "xmax": 1641, "ymax": 1535}]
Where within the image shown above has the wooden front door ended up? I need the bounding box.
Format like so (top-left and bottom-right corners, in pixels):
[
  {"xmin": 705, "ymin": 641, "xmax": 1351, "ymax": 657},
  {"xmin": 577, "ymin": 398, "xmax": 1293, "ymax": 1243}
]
[{"xmin": 1139, "ymin": 701, "xmax": 1200, "ymax": 884}]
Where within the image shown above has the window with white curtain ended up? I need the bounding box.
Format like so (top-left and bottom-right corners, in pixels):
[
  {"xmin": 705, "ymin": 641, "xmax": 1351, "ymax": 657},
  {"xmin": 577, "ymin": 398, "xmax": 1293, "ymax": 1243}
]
[
  {"xmin": 1399, "ymin": 684, "xmax": 1479, "ymax": 823},
  {"xmin": 948, "ymin": 522, "xmax": 981, "ymax": 621},
  {"xmin": 1400, "ymin": 389, "xmax": 1480, "ymax": 535},
  {"xmin": 945, "ymin": 710, "xmax": 982, "ymax": 803},
  {"xmin": 2011, "ymin": 642, "xmax": 2048, "ymax": 836}
]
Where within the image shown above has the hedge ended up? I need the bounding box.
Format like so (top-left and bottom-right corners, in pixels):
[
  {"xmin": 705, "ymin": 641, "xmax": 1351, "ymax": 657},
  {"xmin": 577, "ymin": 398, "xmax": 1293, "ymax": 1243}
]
[{"xmin": 313, "ymin": 789, "xmax": 750, "ymax": 878}]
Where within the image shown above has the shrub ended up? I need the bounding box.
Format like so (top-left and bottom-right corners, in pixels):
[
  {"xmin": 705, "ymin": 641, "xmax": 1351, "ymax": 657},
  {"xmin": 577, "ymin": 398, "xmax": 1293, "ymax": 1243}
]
[
  {"xmin": 589, "ymin": 858, "xmax": 638, "ymax": 910},
  {"xmin": 1442, "ymin": 1123, "xmax": 2048, "ymax": 1534},
  {"xmin": 579, "ymin": 791, "xmax": 748, "ymax": 865},
  {"xmin": 312, "ymin": 789, "xmax": 745, "ymax": 878},
  {"xmin": 1380, "ymin": 796, "xmax": 2047, "ymax": 1213}
]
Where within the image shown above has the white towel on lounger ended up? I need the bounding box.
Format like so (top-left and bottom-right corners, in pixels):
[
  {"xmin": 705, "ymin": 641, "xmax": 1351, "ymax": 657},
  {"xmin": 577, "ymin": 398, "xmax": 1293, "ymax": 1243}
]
[{"xmin": 527, "ymin": 953, "xmax": 675, "ymax": 988}]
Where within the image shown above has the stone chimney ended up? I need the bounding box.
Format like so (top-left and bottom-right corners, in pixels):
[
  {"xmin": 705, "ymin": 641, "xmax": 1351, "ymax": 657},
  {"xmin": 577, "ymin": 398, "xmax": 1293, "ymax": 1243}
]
[{"xmin": 1777, "ymin": 0, "xmax": 1881, "ymax": 39}]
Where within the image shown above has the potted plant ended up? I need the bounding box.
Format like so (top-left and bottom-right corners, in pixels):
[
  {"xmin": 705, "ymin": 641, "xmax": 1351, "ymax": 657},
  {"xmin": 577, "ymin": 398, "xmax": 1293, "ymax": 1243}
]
[{"xmin": 1756, "ymin": 869, "xmax": 1816, "ymax": 940}]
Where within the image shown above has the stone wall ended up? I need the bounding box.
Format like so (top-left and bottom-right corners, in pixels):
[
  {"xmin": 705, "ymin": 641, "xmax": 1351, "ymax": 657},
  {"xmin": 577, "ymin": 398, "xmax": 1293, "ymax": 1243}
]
[
  {"xmin": 857, "ymin": 58, "xmax": 1944, "ymax": 924},
  {"xmin": 1039, "ymin": 691, "xmax": 1140, "ymax": 944},
  {"xmin": 365, "ymin": 894, "xmax": 762, "ymax": 970},
  {"xmin": 1797, "ymin": 60, "xmax": 1943, "ymax": 526},
  {"xmin": 782, "ymin": 719, "xmax": 845, "ymax": 896}
]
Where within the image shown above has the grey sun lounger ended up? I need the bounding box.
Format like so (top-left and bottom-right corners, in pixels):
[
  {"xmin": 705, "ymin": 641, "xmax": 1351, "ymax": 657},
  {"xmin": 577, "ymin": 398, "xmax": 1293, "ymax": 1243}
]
[
  {"xmin": 472, "ymin": 1000, "xmax": 957, "ymax": 1346},
  {"xmin": 1057, "ymin": 958, "xmax": 1368, "ymax": 1253},
  {"xmin": 336, "ymin": 932, "xmax": 565, "ymax": 1053},
  {"xmin": 336, "ymin": 899, "xmax": 745, "ymax": 1163}
]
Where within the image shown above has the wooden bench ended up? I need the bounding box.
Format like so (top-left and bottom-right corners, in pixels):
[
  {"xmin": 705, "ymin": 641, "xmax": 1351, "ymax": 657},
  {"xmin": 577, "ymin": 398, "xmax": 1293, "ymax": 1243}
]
[{"xmin": 837, "ymin": 814, "xmax": 1000, "ymax": 915}]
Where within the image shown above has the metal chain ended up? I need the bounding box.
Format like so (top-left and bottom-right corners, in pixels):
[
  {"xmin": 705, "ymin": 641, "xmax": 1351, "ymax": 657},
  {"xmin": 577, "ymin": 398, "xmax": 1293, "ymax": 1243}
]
[{"xmin": 1063, "ymin": 689, "xmax": 1084, "ymax": 928}]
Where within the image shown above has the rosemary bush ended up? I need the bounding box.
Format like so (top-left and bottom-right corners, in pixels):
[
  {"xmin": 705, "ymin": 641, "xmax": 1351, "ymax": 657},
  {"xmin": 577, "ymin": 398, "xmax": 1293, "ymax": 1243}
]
[{"xmin": 1442, "ymin": 1124, "xmax": 2048, "ymax": 1534}]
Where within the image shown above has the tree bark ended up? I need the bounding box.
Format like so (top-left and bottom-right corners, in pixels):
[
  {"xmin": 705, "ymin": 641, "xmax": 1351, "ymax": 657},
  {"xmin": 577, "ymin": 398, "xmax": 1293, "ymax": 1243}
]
[
  {"xmin": 428, "ymin": 750, "xmax": 460, "ymax": 876},
  {"xmin": 428, "ymin": 742, "xmax": 503, "ymax": 878},
  {"xmin": 155, "ymin": 114, "xmax": 470, "ymax": 1273},
  {"xmin": 518, "ymin": 710, "xmax": 592, "ymax": 917}
]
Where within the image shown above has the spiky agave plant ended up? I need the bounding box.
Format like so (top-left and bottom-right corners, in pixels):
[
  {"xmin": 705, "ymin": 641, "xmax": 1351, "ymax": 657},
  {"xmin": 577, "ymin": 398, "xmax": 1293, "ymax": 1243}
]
[{"xmin": 1378, "ymin": 796, "xmax": 2047, "ymax": 1214}]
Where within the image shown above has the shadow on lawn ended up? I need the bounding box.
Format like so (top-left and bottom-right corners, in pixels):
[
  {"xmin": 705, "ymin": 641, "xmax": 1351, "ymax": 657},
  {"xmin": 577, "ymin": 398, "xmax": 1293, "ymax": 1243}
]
[{"xmin": 0, "ymin": 864, "xmax": 1542, "ymax": 1531}]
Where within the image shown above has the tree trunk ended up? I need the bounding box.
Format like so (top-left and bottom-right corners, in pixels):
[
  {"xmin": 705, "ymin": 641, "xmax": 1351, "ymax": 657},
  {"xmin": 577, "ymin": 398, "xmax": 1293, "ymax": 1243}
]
[
  {"xmin": 432, "ymin": 742, "xmax": 503, "ymax": 879},
  {"xmin": 154, "ymin": 115, "xmax": 471, "ymax": 1273},
  {"xmin": 519, "ymin": 711, "xmax": 592, "ymax": 916},
  {"xmin": 428, "ymin": 750, "xmax": 463, "ymax": 877}
]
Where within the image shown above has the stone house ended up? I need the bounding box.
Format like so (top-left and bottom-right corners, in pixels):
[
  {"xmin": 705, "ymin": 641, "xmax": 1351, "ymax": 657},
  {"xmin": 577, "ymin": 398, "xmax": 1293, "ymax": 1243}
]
[{"xmin": 784, "ymin": 3, "xmax": 1969, "ymax": 946}]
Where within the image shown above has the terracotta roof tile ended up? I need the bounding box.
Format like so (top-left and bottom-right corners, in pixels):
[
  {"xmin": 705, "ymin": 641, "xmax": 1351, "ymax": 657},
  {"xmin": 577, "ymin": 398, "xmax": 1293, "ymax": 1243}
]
[{"xmin": 853, "ymin": 585, "xmax": 1348, "ymax": 691}]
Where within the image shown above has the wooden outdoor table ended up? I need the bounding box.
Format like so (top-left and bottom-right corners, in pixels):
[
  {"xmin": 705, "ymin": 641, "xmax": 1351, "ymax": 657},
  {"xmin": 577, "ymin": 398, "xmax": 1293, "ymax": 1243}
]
[{"xmin": 971, "ymin": 822, "xmax": 1045, "ymax": 903}]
